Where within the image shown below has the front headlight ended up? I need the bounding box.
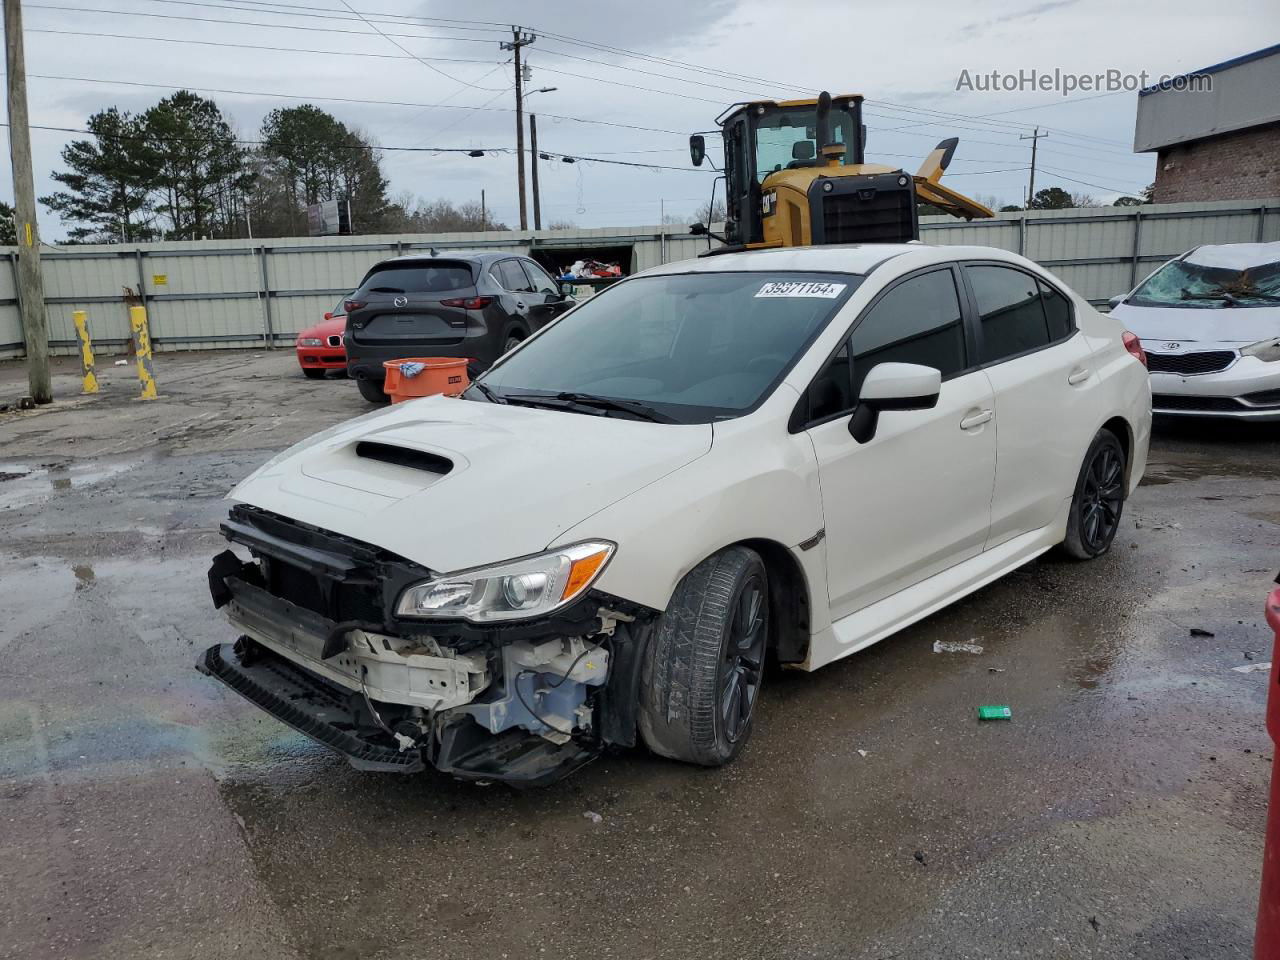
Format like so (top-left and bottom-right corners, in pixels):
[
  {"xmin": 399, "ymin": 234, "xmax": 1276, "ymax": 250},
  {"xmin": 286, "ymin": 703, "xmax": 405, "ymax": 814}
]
[
  {"xmin": 298, "ymin": 337, "xmax": 324, "ymax": 347},
  {"xmin": 1242, "ymin": 338, "xmax": 1280, "ymax": 362},
  {"xmin": 396, "ymin": 541, "xmax": 615, "ymax": 623}
]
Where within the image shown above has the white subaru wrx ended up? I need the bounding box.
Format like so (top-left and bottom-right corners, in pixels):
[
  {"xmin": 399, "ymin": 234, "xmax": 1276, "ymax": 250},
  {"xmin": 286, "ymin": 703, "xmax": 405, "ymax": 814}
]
[{"xmin": 200, "ymin": 244, "xmax": 1151, "ymax": 785}]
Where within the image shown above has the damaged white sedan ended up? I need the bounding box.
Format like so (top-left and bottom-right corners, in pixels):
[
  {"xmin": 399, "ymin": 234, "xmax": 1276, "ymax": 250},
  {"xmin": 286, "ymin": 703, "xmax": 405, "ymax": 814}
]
[{"xmin": 201, "ymin": 244, "xmax": 1150, "ymax": 785}]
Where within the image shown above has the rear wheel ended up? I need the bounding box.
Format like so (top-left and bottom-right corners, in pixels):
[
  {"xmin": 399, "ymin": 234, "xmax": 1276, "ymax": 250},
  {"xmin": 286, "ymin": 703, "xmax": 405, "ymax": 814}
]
[
  {"xmin": 302, "ymin": 367, "xmax": 326, "ymax": 380},
  {"xmin": 1063, "ymin": 429, "xmax": 1126, "ymax": 559},
  {"xmin": 639, "ymin": 547, "xmax": 768, "ymax": 767},
  {"xmin": 356, "ymin": 377, "xmax": 389, "ymax": 403}
]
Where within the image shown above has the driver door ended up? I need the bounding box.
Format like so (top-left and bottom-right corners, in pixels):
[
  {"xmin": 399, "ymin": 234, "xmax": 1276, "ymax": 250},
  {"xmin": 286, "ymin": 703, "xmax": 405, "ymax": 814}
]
[{"xmin": 802, "ymin": 266, "xmax": 997, "ymax": 622}]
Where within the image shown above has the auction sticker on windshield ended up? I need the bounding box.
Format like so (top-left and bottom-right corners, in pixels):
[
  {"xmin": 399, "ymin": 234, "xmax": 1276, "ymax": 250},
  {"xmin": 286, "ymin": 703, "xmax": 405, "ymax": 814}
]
[{"xmin": 755, "ymin": 280, "xmax": 847, "ymax": 299}]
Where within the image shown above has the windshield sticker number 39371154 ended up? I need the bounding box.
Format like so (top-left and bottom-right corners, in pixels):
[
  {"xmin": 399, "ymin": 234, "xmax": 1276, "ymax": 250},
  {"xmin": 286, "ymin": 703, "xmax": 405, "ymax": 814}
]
[{"xmin": 755, "ymin": 281, "xmax": 847, "ymax": 299}]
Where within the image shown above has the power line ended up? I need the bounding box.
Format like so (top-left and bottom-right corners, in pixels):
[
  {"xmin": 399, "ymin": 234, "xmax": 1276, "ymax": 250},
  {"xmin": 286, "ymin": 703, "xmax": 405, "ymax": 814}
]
[
  {"xmin": 8, "ymin": 120, "xmax": 716, "ymax": 172},
  {"xmin": 1036, "ymin": 166, "xmax": 1148, "ymax": 195},
  {"xmin": 334, "ymin": 0, "xmax": 504, "ymax": 92},
  {"xmin": 26, "ymin": 71, "xmax": 692, "ymax": 136}
]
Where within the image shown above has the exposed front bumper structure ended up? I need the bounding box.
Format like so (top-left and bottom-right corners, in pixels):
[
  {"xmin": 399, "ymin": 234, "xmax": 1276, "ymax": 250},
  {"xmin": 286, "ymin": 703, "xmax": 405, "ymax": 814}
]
[{"xmin": 201, "ymin": 505, "xmax": 654, "ymax": 785}]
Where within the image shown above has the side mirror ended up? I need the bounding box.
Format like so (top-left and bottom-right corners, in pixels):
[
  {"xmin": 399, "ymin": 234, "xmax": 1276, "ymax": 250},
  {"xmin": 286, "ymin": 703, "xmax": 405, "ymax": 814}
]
[
  {"xmin": 689, "ymin": 134, "xmax": 706, "ymax": 167},
  {"xmin": 690, "ymin": 222, "xmax": 707, "ymax": 236},
  {"xmin": 323, "ymin": 311, "xmax": 333, "ymax": 320},
  {"xmin": 1107, "ymin": 295, "xmax": 1125, "ymax": 310},
  {"xmin": 848, "ymin": 362, "xmax": 941, "ymax": 443}
]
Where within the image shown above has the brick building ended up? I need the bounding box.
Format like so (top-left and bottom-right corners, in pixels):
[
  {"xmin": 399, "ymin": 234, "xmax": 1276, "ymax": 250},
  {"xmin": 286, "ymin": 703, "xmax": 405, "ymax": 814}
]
[{"xmin": 1135, "ymin": 44, "xmax": 1280, "ymax": 203}]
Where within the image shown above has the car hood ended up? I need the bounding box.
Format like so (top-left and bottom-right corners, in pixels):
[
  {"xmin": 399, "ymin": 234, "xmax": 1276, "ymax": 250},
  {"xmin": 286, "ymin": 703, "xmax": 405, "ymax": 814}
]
[
  {"xmin": 229, "ymin": 395, "xmax": 713, "ymax": 573},
  {"xmin": 298, "ymin": 316, "xmax": 346, "ymax": 341},
  {"xmin": 1113, "ymin": 302, "xmax": 1280, "ymax": 345}
]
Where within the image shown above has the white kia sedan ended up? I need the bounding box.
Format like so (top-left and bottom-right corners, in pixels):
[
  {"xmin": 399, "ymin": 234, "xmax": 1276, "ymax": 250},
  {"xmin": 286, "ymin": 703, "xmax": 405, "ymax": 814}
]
[
  {"xmin": 199, "ymin": 244, "xmax": 1152, "ymax": 785},
  {"xmin": 1110, "ymin": 242, "xmax": 1280, "ymax": 420}
]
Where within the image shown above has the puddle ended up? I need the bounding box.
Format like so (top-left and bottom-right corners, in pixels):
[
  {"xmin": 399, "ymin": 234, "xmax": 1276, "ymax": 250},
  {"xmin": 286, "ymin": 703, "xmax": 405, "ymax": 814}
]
[{"xmin": 0, "ymin": 456, "xmax": 147, "ymax": 510}]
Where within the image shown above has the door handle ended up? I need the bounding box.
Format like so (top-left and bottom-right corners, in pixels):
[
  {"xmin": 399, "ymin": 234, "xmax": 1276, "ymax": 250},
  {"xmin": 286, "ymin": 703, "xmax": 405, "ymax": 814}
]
[
  {"xmin": 960, "ymin": 409, "xmax": 993, "ymax": 430},
  {"xmin": 1067, "ymin": 368, "xmax": 1091, "ymax": 385},
  {"xmin": 515, "ymin": 301, "xmax": 526, "ymax": 310}
]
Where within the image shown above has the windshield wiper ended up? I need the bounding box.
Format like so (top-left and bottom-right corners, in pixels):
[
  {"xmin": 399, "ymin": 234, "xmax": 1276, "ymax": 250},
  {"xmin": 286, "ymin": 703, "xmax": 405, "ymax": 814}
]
[
  {"xmin": 1181, "ymin": 287, "xmax": 1239, "ymax": 305},
  {"xmin": 508, "ymin": 391, "xmax": 675, "ymax": 423},
  {"xmin": 466, "ymin": 380, "xmax": 506, "ymax": 404}
]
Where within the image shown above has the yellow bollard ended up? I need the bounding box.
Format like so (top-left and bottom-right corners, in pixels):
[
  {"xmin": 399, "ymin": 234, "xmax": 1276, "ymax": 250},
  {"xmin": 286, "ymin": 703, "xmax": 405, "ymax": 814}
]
[
  {"xmin": 129, "ymin": 305, "xmax": 158, "ymax": 400},
  {"xmin": 73, "ymin": 310, "xmax": 98, "ymax": 394}
]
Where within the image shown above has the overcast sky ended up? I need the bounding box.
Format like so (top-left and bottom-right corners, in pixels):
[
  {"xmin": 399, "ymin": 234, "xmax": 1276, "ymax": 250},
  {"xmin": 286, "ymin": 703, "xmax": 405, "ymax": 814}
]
[{"xmin": 5, "ymin": 0, "xmax": 1277, "ymax": 239}]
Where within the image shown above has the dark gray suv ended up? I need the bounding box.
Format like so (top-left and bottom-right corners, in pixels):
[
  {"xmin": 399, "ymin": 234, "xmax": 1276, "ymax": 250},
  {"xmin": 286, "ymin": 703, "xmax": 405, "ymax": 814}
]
[{"xmin": 345, "ymin": 252, "xmax": 575, "ymax": 403}]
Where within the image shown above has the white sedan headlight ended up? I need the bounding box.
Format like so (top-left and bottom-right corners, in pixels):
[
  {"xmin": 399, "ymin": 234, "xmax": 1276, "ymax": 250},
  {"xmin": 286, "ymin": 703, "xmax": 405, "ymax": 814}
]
[
  {"xmin": 396, "ymin": 541, "xmax": 615, "ymax": 623},
  {"xmin": 297, "ymin": 337, "xmax": 324, "ymax": 347},
  {"xmin": 1242, "ymin": 338, "xmax": 1280, "ymax": 362}
]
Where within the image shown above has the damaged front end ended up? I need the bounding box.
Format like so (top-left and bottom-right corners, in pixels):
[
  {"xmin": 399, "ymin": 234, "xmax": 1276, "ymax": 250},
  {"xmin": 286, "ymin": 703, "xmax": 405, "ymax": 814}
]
[{"xmin": 199, "ymin": 505, "xmax": 655, "ymax": 786}]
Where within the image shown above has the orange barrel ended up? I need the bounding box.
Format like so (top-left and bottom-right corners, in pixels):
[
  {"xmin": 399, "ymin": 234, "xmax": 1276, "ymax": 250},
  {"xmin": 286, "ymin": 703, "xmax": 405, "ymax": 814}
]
[
  {"xmin": 382, "ymin": 358, "xmax": 471, "ymax": 404},
  {"xmin": 1259, "ymin": 586, "xmax": 1280, "ymax": 960}
]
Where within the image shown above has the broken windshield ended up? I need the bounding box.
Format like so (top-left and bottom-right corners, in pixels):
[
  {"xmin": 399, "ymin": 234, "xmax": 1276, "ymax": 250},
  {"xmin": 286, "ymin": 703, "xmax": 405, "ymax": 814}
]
[{"xmin": 1128, "ymin": 258, "xmax": 1280, "ymax": 309}]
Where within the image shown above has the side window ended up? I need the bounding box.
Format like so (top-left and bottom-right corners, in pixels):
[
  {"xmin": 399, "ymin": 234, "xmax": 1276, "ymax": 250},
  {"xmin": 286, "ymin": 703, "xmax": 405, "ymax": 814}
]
[
  {"xmin": 968, "ymin": 265, "xmax": 1052, "ymax": 364},
  {"xmin": 804, "ymin": 269, "xmax": 966, "ymax": 424},
  {"xmin": 496, "ymin": 259, "xmax": 534, "ymax": 293},
  {"xmin": 520, "ymin": 259, "xmax": 560, "ymax": 297},
  {"xmin": 1038, "ymin": 278, "xmax": 1074, "ymax": 341}
]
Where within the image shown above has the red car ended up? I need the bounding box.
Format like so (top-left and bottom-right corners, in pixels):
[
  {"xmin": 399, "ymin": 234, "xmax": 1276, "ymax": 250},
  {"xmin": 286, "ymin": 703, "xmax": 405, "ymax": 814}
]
[{"xmin": 296, "ymin": 297, "xmax": 349, "ymax": 378}]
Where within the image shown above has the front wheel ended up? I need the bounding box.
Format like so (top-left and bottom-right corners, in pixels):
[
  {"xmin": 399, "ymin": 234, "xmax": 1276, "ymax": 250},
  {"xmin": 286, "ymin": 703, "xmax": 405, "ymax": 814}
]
[
  {"xmin": 1062, "ymin": 429, "xmax": 1126, "ymax": 560},
  {"xmin": 356, "ymin": 377, "xmax": 389, "ymax": 403},
  {"xmin": 639, "ymin": 546, "xmax": 769, "ymax": 767}
]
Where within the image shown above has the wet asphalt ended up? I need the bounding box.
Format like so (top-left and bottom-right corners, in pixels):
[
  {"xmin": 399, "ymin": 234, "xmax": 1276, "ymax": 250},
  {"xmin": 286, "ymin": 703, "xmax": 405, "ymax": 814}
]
[{"xmin": 0, "ymin": 351, "xmax": 1277, "ymax": 960}]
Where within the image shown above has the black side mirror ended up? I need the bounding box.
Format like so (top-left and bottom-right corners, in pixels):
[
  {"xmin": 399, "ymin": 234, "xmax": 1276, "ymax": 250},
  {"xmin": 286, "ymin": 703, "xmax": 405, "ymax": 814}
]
[
  {"xmin": 690, "ymin": 222, "xmax": 707, "ymax": 236},
  {"xmin": 689, "ymin": 135, "xmax": 706, "ymax": 168}
]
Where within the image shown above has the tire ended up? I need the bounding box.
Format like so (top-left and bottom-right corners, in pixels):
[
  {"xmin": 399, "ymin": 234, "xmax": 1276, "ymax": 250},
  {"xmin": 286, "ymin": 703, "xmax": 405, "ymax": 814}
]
[
  {"xmin": 503, "ymin": 330, "xmax": 526, "ymax": 354},
  {"xmin": 356, "ymin": 377, "xmax": 389, "ymax": 404},
  {"xmin": 1062, "ymin": 429, "xmax": 1127, "ymax": 560},
  {"xmin": 639, "ymin": 546, "xmax": 769, "ymax": 767},
  {"xmin": 302, "ymin": 367, "xmax": 326, "ymax": 380}
]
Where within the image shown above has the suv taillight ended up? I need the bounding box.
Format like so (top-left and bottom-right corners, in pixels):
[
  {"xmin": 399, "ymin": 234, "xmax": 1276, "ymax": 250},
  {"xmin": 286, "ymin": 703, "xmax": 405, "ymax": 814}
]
[
  {"xmin": 440, "ymin": 296, "xmax": 494, "ymax": 309},
  {"xmin": 1122, "ymin": 331, "xmax": 1147, "ymax": 367},
  {"xmin": 343, "ymin": 299, "xmax": 366, "ymax": 313}
]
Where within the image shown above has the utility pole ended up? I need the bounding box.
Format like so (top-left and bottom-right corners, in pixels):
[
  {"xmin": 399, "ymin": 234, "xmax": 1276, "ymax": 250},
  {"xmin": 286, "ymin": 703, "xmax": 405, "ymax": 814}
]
[
  {"xmin": 4, "ymin": 0, "xmax": 51, "ymax": 403},
  {"xmin": 480, "ymin": 189, "xmax": 486, "ymax": 229},
  {"xmin": 529, "ymin": 114, "xmax": 541, "ymax": 230},
  {"xmin": 500, "ymin": 27, "xmax": 535, "ymax": 230},
  {"xmin": 1019, "ymin": 126, "xmax": 1048, "ymax": 207}
]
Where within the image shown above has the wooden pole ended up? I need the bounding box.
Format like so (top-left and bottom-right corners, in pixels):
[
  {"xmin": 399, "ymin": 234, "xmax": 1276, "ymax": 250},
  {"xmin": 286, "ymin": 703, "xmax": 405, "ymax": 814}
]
[{"xmin": 4, "ymin": 0, "xmax": 51, "ymax": 403}]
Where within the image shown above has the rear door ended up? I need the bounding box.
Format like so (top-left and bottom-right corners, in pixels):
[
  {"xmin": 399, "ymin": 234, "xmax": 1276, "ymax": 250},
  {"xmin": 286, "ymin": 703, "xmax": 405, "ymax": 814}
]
[
  {"xmin": 960, "ymin": 262, "xmax": 1099, "ymax": 548},
  {"xmin": 351, "ymin": 261, "xmax": 475, "ymax": 349}
]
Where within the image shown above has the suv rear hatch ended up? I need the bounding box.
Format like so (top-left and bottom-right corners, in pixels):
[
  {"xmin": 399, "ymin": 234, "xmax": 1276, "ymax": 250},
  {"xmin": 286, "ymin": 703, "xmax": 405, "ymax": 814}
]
[{"xmin": 347, "ymin": 260, "xmax": 479, "ymax": 350}]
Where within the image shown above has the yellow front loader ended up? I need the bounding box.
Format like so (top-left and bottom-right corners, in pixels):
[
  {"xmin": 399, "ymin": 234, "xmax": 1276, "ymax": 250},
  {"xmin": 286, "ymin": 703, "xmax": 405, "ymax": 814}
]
[{"xmin": 689, "ymin": 92, "xmax": 994, "ymax": 250}]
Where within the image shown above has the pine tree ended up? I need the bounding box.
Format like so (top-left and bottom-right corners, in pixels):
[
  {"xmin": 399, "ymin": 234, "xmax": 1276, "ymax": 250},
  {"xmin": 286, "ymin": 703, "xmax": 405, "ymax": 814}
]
[{"xmin": 39, "ymin": 108, "xmax": 157, "ymax": 243}]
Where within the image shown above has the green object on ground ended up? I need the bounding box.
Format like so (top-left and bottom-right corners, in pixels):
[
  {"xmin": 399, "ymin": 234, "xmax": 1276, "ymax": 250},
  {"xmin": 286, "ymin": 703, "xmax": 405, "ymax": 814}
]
[{"xmin": 978, "ymin": 705, "xmax": 1012, "ymax": 721}]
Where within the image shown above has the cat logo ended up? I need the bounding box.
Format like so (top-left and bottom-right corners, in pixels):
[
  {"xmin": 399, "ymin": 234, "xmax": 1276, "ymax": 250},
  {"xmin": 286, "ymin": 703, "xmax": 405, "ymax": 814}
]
[{"xmin": 761, "ymin": 188, "xmax": 777, "ymax": 218}]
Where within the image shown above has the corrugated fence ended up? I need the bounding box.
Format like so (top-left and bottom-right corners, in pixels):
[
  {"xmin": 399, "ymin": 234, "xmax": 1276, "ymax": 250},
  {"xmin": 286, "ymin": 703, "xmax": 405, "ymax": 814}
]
[{"xmin": 1, "ymin": 198, "xmax": 1276, "ymax": 359}]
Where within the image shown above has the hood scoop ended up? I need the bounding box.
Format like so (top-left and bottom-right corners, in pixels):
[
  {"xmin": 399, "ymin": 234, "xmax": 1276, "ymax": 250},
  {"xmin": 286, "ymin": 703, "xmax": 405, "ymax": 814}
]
[{"xmin": 355, "ymin": 441, "xmax": 452, "ymax": 475}]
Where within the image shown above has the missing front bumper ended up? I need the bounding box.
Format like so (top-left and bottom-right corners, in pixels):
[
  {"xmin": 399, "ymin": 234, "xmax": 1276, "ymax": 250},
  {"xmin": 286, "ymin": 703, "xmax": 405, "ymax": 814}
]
[{"xmin": 199, "ymin": 638, "xmax": 601, "ymax": 784}]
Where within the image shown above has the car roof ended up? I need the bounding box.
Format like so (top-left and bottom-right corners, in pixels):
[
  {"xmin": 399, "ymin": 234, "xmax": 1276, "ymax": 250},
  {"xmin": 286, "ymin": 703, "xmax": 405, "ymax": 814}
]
[
  {"xmin": 1181, "ymin": 241, "xmax": 1280, "ymax": 270},
  {"xmin": 372, "ymin": 251, "xmax": 516, "ymax": 267},
  {"xmin": 637, "ymin": 243, "xmax": 1029, "ymax": 278}
]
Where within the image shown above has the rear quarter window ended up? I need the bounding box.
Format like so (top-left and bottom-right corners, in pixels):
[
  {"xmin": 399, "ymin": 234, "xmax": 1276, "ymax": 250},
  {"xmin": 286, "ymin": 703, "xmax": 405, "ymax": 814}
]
[{"xmin": 358, "ymin": 262, "xmax": 474, "ymax": 295}]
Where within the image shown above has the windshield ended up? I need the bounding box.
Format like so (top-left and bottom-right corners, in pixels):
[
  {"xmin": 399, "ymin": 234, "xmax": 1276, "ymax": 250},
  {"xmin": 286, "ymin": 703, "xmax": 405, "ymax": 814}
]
[
  {"xmin": 475, "ymin": 272, "xmax": 859, "ymax": 423},
  {"xmin": 754, "ymin": 105, "xmax": 858, "ymax": 183},
  {"xmin": 1128, "ymin": 258, "xmax": 1280, "ymax": 309}
]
